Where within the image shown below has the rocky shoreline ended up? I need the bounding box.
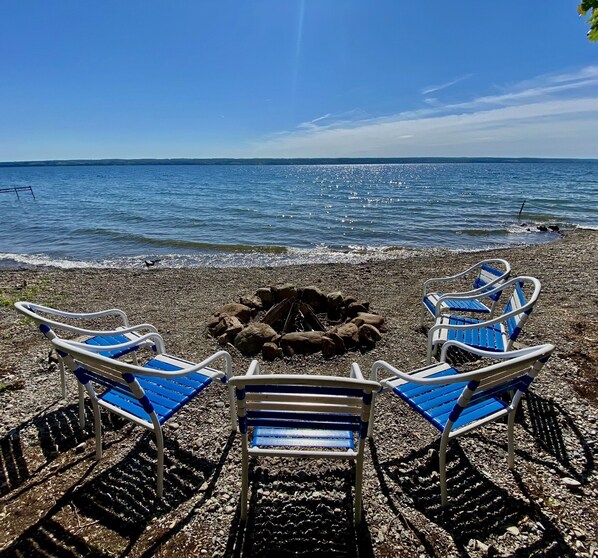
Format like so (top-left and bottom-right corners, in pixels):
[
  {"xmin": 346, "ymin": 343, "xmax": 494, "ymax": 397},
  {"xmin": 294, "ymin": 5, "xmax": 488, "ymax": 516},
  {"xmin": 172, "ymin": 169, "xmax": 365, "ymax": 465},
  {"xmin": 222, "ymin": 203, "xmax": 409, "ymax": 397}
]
[{"xmin": 0, "ymin": 229, "xmax": 597, "ymax": 557}]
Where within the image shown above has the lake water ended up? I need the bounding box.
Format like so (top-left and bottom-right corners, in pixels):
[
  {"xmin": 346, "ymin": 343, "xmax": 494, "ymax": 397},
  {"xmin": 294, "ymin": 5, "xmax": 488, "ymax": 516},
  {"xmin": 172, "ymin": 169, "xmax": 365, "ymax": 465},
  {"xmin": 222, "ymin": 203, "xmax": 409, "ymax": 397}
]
[{"xmin": 0, "ymin": 161, "xmax": 596, "ymax": 268}]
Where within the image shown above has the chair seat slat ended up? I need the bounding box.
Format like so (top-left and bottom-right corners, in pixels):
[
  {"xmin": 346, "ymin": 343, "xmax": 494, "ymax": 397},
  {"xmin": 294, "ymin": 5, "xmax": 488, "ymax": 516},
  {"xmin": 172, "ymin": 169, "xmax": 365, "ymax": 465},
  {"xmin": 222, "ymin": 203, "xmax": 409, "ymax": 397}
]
[
  {"xmin": 252, "ymin": 427, "xmax": 355, "ymax": 449},
  {"xmin": 245, "ymin": 384, "xmax": 364, "ymax": 397}
]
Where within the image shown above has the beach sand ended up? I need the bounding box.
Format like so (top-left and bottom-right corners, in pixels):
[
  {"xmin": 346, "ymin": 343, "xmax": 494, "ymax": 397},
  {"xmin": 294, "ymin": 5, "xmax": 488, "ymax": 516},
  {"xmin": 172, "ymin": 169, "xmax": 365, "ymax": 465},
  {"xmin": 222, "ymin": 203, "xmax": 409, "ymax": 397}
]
[{"xmin": 0, "ymin": 229, "xmax": 597, "ymax": 557}]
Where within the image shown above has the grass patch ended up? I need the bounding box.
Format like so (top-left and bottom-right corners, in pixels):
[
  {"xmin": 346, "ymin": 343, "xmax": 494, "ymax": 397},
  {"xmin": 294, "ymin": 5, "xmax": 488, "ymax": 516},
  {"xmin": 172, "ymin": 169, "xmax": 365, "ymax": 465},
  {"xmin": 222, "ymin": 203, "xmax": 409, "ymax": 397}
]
[{"xmin": 0, "ymin": 281, "xmax": 48, "ymax": 307}]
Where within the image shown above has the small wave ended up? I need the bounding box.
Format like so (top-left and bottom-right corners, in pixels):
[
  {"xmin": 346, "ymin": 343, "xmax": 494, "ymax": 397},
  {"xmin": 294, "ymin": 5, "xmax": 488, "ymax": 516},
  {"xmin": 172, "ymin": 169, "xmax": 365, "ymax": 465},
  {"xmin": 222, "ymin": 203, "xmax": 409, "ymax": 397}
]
[
  {"xmin": 76, "ymin": 228, "xmax": 288, "ymax": 253},
  {"xmin": 0, "ymin": 253, "xmax": 101, "ymax": 269}
]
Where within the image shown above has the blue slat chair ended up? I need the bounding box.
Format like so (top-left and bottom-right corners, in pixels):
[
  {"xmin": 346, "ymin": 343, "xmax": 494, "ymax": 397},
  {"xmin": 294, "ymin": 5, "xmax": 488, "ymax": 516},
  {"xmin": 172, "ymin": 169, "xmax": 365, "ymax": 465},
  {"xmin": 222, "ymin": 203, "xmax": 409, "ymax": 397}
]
[
  {"xmin": 420, "ymin": 258, "xmax": 511, "ymax": 328},
  {"xmin": 229, "ymin": 361, "xmax": 381, "ymax": 525},
  {"xmin": 52, "ymin": 335, "xmax": 235, "ymax": 497},
  {"xmin": 15, "ymin": 301, "xmax": 159, "ymax": 427},
  {"xmin": 369, "ymin": 341, "xmax": 554, "ymax": 506},
  {"xmin": 426, "ymin": 276, "xmax": 542, "ymax": 364}
]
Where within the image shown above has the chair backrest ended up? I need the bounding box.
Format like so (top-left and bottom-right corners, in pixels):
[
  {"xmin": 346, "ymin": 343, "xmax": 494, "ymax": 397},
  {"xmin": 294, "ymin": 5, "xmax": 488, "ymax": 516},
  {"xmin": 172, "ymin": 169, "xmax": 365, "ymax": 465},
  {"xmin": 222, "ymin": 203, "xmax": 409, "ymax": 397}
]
[
  {"xmin": 472, "ymin": 260, "xmax": 511, "ymax": 301},
  {"xmin": 229, "ymin": 373, "xmax": 380, "ymax": 449},
  {"xmin": 52, "ymin": 337, "xmax": 165, "ymax": 429},
  {"xmin": 500, "ymin": 276, "xmax": 541, "ymax": 343},
  {"xmin": 443, "ymin": 343, "xmax": 554, "ymax": 435}
]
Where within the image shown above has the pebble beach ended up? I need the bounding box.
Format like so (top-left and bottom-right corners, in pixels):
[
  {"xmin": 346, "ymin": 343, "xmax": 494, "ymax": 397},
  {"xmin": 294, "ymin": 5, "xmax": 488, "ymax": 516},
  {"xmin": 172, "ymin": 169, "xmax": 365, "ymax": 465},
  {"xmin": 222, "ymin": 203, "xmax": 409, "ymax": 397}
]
[{"xmin": 0, "ymin": 228, "xmax": 597, "ymax": 557}]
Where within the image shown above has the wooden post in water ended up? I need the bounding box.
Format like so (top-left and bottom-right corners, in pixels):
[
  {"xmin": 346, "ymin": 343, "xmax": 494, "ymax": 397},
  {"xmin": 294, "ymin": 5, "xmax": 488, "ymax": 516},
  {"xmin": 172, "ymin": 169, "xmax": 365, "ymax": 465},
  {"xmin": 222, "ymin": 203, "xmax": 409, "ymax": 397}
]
[{"xmin": 518, "ymin": 199, "xmax": 526, "ymax": 219}]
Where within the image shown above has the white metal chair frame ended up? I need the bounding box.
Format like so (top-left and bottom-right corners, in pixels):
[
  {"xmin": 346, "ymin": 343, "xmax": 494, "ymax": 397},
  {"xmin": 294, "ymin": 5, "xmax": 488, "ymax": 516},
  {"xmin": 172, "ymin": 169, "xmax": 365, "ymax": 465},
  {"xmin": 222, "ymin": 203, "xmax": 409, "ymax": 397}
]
[
  {"xmin": 229, "ymin": 361, "xmax": 381, "ymax": 525},
  {"xmin": 52, "ymin": 335, "xmax": 236, "ymax": 498},
  {"xmin": 369, "ymin": 341, "xmax": 554, "ymax": 506},
  {"xmin": 420, "ymin": 258, "xmax": 511, "ymax": 328},
  {"xmin": 15, "ymin": 301, "xmax": 158, "ymax": 427},
  {"xmin": 426, "ymin": 276, "xmax": 542, "ymax": 364}
]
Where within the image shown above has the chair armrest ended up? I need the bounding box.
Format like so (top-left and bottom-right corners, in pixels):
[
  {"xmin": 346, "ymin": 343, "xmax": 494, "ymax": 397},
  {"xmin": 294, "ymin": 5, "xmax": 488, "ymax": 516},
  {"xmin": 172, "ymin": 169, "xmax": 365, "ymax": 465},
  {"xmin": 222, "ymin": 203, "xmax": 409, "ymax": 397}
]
[
  {"xmin": 148, "ymin": 350, "xmax": 233, "ymax": 381},
  {"xmin": 439, "ymin": 340, "xmax": 551, "ymax": 362},
  {"xmin": 69, "ymin": 323, "xmax": 159, "ymax": 338},
  {"xmin": 372, "ymin": 360, "xmax": 464, "ymax": 386},
  {"xmin": 246, "ymin": 359, "xmax": 261, "ymax": 377},
  {"xmin": 351, "ymin": 362, "xmax": 365, "ymax": 381},
  {"xmin": 56, "ymin": 332, "xmax": 166, "ymax": 355}
]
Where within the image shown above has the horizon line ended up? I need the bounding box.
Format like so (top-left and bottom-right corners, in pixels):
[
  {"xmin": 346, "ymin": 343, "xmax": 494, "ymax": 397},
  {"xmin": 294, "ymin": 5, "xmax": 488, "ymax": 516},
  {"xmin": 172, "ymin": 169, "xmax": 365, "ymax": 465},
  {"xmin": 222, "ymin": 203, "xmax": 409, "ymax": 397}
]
[{"xmin": 1, "ymin": 156, "xmax": 598, "ymax": 168}]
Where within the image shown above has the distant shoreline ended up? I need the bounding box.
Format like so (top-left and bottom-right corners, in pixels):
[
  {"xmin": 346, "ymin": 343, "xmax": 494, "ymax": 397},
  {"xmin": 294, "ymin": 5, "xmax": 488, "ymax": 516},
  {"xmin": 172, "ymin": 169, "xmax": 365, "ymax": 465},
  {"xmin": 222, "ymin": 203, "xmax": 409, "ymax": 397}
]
[{"xmin": 1, "ymin": 156, "xmax": 597, "ymax": 168}]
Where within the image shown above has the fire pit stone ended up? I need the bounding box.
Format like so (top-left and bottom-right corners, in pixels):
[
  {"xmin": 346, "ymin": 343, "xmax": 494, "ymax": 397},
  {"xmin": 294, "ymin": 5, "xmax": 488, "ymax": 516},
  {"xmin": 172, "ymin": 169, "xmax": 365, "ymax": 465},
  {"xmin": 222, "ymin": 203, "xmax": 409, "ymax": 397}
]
[{"xmin": 208, "ymin": 284, "xmax": 385, "ymax": 360}]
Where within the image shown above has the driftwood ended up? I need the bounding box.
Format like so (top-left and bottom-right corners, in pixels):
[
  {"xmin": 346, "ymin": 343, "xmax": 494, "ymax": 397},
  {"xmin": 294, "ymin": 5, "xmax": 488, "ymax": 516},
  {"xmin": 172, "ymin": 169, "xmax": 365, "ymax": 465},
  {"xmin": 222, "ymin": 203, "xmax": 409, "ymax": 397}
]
[
  {"xmin": 261, "ymin": 298, "xmax": 293, "ymax": 326},
  {"xmin": 299, "ymin": 303, "xmax": 325, "ymax": 331},
  {"xmin": 282, "ymin": 302, "xmax": 300, "ymax": 333}
]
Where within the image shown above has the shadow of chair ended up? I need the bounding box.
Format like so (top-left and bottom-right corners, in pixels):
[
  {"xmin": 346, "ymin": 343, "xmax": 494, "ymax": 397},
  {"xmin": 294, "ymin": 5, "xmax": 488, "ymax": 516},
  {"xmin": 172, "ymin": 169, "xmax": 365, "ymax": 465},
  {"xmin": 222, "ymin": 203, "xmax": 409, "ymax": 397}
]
[
  {"xmin": 224, "ymin": 462, "xmax": 375, "ymax": 558},
  {"xmin": 370, "ymin": 441, "xmax": 576, "ymax": 557},
  {"xmin": 519, "ymin": 391, "xmax": 594, "ymax": 483},
  {"xmin": 1, "ymin": 403, "xmax": 126, "ymax": 498},
  {"xmin": 2, "ymin": 433, "xmax": 234, "ymax": 558}
]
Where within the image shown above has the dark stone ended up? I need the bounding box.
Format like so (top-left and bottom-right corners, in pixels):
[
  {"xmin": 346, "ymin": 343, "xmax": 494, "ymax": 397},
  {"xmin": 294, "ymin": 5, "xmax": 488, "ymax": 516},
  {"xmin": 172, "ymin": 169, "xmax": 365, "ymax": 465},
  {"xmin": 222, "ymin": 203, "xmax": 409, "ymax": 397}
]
[
  {"xmin": 273, "ymin": 283, "xmax": 297, "ymax": 302},
  {"xmin": 321, "ymin": 336, "xmax": 337, "ymax": 359},
  {"xmin": 239, "ymin": 295, "xmax": 263, "ymax": 310},
  {"xmin": 354, "ymin": 312, "xmax": 385, "ymax": 332},
  {"xmin": 212, "ymin": 315, "xmax": 244, "ymax": 337},
  {"xmin": 326, "ymin": 291, "xmax": 344, "ymax": 317},
  {"xmin": 255, "ymin": 287, "xmax": 274, "ymax": 308},
  {"xmin": 346, "ymin": 302, "xmax": 368, "ymax": 318},
  {"xmin": 359, "ymin": 324, "xmax": 382, "ymax": 350},
  {"xmin": 262, "ymin": 342, "xmax": 281, "ymax": 361},
  {"xmin": 301, "ymin": 286, "xmax": 328, "ymax": 312},
  {"xmin": 280, "ymin": 331, "xmax": 324, "ymax": 354},
  {"xmin": 548, "ymin": 224, "xmax": 560, "ymax": 232},
  {"xmin": 537, "ymin": 225, "xmax": 548, "ymax": 232},
  {"xmin": 335, "ymin": 322, "xmax": 360, "ymax": 348},
  {"xmin": 234, "ymin": 323, "xmax": 277, "ymax": 355},
  {"xmin": 217, "ymin": 303, "xmax": 252, "ymax": 323},
  {"xmin": 326, "ymin": 332, "xmax": 346, "ymax": 354}
]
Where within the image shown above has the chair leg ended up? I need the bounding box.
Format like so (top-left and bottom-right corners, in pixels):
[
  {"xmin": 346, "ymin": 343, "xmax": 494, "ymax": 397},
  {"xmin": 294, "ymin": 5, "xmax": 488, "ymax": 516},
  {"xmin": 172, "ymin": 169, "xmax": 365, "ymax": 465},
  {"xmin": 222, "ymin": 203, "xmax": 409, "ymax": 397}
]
[
  {"xmin": 78, "ymin": 382, "xmax": 86, "ymax": 429},
  {"xmin": 155, "ymin": 427, "xmax": 165, "ymax": 498},
  {"xmin": 228, "ymin": 384, "xmax": 238, "ymax": 432},
  {"xmin": 58, "ymin": 360, "xmax": 67, "ymax": 399},
  {"xmin": 367, "ymin": 393, "xmax": 376, "ymax": 438},
  {"xmin": 439, "ymin": 432, "xmax": 450, "ymax": 507},
  {"xmin": 354, "ymin": 442, "xmax": 365, "ymax": 526},
  {"xmin": 240, "ymin": 441, "xmax": 249, "ymax": 521},
  {"xmin": 426, "ymin": 339, "xmax": 435, "ymax": 365},
  {"xmin": 507, "ymin": 410, "xmax": 516, "ymax": 469},
  {"xmin": 89, "ymin": 400, "xmax": 103, "ymax": 460}
]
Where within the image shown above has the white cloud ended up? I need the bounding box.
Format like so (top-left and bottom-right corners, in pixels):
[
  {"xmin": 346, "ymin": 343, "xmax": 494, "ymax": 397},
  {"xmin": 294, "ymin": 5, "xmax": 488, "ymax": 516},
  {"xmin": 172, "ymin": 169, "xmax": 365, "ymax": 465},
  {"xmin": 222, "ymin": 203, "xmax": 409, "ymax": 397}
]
[
  {"xmin": 246, "ymin": 66, "xmax": 598, "ymax": 158},
  {"xmin": 421, "ymin": 74, "xmax": 472, "ymax": 95}
]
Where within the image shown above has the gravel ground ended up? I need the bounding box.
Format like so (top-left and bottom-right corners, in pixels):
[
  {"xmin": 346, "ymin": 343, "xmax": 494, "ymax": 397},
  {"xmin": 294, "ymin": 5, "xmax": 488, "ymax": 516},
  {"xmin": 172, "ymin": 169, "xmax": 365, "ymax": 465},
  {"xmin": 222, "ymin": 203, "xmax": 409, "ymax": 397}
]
[{"xmin": 0, "ymin": 229, "xmax": 597, "ymax": 557}]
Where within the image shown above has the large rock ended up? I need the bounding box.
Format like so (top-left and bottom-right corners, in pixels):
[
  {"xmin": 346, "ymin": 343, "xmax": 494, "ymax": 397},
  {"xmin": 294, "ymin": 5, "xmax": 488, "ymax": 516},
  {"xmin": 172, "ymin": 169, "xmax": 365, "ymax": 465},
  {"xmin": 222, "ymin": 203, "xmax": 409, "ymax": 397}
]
[
  {"xmin": 234, "ymin": 323, "xmax": 277, "ymax": 355},
  {"xmin": 335, "ymin": 322, "xmax": 360, "ymax": 348},
  {"xmin": 262, "ymin": 342, "xmax": 283, "ymax": 361},
  {"xmin": 327, "ymin": 291, "xmax": 344, "ymax": 317},
  {"xmin": 346, "ymin": 302, "xmax": 368, "ymax": 318},
  {"xmin": 273, "ymin": 283, "xmax": 297, "ymax": 302},
  {"xmin": 321, "ymin": 336, "xmax": 337, "ymax": 359},
  {"xmin": 239, "ymin": 295, "xmax": 263, "ymax": 311},
  {"xmin": 280, "ymin": 331, "xmax": 324, "ymax": 354},
  {"xmin": 359, "ymin": 324, "xmax": 381, "ymax": 349},
  {"xmin": 212, "ymin": 315, "xmax": 244, "ymax": 337},
  {"xmin": 301, "ymin": 286, "xmax": 328, "ymax": 312},
  {"xmin": 354, "ymin": 312, "xmax": 385, "ymax": 331},
  {"xmin": 217, "ymin": 303, "xmax": 252, "ymax": 323},
  {"xmin": 255, "ymin": 287, "xmax": 274, "ymax": 308},
  {"xmin": 326, "ymin": 331, "xmax": 346, "ymax": 354}
]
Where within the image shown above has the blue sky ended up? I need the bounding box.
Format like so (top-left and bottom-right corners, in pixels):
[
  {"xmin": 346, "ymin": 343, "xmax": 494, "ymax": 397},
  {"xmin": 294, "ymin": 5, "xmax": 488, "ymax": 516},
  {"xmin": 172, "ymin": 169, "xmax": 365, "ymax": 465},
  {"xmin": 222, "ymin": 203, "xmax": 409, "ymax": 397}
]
[{"xmin": 1, "ymin": 1, "xmax": 597, "ymax": 160}]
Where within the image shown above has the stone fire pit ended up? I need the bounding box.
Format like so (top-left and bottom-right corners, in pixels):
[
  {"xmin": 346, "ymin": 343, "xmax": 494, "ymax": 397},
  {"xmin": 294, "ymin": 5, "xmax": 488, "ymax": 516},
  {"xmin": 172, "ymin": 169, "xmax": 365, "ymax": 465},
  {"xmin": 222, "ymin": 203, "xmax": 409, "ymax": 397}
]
[{"xmin": 207, "ymin": 284, "xmax": 385, "ymax": 360}]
